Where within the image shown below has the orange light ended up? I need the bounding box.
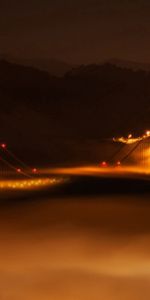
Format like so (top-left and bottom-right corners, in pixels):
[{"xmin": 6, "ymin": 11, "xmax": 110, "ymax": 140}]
[
  {"xmin": 128, "ymin": 134, "xmax": 132, "ymax": 139},
  {"xmin": 32, "ymin": 168, "xmax": 37, "ymax": 173},
  {"xmin": 116, "ymin": 161, "xmax": 121, "ymax": 166},
  {"xmin": 146, "ymin": 130, "xmax": 150, "ymax": 137}
]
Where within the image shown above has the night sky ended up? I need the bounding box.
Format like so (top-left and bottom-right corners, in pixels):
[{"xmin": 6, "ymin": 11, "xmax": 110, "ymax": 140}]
[{"xmin": 1, "ymin": 0, "xmax": 150, "ymax": 63}]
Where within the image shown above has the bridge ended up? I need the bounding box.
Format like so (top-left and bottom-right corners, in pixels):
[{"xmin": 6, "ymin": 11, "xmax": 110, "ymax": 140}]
[
  {"xmin": 0, "ymin": 132, "xmax": 150, "ymax": 192},
  {"xmin": 0, "ymin": 143, "xmax": 38, "ymax": 179},
  {"xmin": 101, "ymin": 131, "xmax": 150, "ymax": 169},
  {"xmin": 0, "ymin": 142, "xmax": 63, "ymax": 191}
]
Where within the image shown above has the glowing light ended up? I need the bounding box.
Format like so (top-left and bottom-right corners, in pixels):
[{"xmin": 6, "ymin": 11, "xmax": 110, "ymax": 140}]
[
  {"xmin": 32, "ymin": 168, "xmax": 37, "ymax": 173},
  {"xmin": 0, "ymin": 177, "xmax": 63, "ymax": 191},
  {"xmin": 101, "ymin": 161, "xmax": 107, "ymax": 167},
  {"xmin": 116, "ymin": 161, "xmax": 121, "ymax": 166},
  {"xmin": 1, "ymin": 143, "xmax": 6, "ymax": 149},
  {"xmin": 113, "ymin": 130, "xmax": 150, "ymax": 145},
  {"xmin": 113, "ymin": 136, "xmax": 142, "ymax": 144},
  {"xmin": 17, "ymin": 168, "xmax": 21, "ymax": 173},
  {"xmin": 128, "ymin": 134, "xmax": 132, "ymax": 139},
  {"xmin": 146, "ymin": 130, "xmax": 150, "ymax": 137}
]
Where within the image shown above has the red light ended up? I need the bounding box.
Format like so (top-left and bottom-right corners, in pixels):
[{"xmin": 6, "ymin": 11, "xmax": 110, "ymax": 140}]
[
  {"xmin": 1, "ymin": 143, "xmax": 6, "ymax": 149},
  {"xmin": 17, "ymin": 168, "xmax": 21, "ymax": 173},
  {"xmin": 116, "ymin": 161, "xmax": 121, "ymax": 166},
  {"xmin": 32, "ymin": 168, "xmax": 37, "ymax": 173},
  {"xmin": 101, "ymin": 161, "xmax": 107, "ymax": 167}
]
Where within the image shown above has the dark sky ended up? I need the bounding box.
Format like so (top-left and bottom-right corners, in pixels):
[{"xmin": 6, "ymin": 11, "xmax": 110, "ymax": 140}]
[{"xmin": 1, "ymin": 0, "xmax": 150, "ymax": 63}]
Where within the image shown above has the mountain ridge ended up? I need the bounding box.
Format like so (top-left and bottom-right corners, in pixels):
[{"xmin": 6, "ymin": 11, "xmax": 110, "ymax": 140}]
[{"xmin": 0, "ymin": 59, "xmax": 150, "ymax": 164}]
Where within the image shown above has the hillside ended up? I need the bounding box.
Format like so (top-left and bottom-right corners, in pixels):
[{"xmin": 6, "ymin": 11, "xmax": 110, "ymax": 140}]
[
  {"xmin": 0, "ymin": 54, "xmax": 74, "ymax": 76},
  {"xmin": 107, "ymin": 58, "xmax": 150, "ymax": 72},
  {"xmin": 0, "ymin": 60, "xmax": 150, "ymax": 164}
]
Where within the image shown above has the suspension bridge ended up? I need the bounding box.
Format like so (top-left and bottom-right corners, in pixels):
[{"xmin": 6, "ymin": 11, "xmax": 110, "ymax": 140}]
[
  {"xmin": 0, "ymin": 142, "xmax": 38, "ymax": 179},
  {"xmin": 0, "ymin": 131, "xmax": 150, "ymax": 193},
  {"xmin": 100, "ymin": 131, "xmax": 150, "ymax": 170},
  {"xmin": 0, "ymin": 142, "xmax": 63, "ymax": 191}
]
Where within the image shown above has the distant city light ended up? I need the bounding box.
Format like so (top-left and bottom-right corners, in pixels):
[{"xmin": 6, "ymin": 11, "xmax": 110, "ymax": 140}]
[
  {"xmin": 128, "ymin": 134, "xmax": 132, "ymax": 139},
  {"xmin": 146, "ymin": 131, "xmax": 150, "ymax": 137},
  {"xmin": 113, "ymin": 130, "xmax": 150, "ymax": 144}
]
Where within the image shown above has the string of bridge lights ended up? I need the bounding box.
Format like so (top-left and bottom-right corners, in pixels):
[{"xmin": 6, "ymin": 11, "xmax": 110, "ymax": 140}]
[
  {"xmin": 0, "ymin": 178, "xmax": 62, "ymax": 191},
  {"xmin": 0, "ymin": 143, "xmax": 66, "ymax": 191},
  {"xmin": 0, "ymin": 142, "xmax": 38, "ymax": 177},
  {"xmin": 0, "ymin": 131, "xmax": 149, "ymax": 175},
  {"xmin": 100, "ymin": 130, "xmax": 150, "ymax": 168}
]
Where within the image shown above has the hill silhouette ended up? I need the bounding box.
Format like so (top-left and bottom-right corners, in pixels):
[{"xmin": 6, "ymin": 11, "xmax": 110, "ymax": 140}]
[
  {"xmin": 0, "ymin": 54, "xmax": 74, "ymax": 76},
  {"xmin": 0, "ymin": 60, "xmax": 150, "ymax": 165},
  {"xmin": 107, "ymin": 58, "xmax": 150, "ymax": 72}
]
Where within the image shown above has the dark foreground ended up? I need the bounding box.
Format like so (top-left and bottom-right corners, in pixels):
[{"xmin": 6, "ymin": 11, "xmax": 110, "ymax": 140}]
[{"xmin": 0, "ymin": 176, "xmax": 150, "ymax": 300}]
